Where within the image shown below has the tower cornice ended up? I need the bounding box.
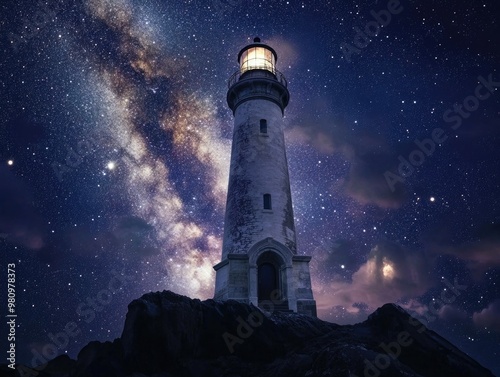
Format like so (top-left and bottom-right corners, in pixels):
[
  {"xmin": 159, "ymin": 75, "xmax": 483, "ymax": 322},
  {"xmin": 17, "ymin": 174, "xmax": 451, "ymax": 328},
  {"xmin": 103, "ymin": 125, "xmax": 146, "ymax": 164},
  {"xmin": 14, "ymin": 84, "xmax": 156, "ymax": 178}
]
[{"xmin": 227, "ymin": 69, "xmax": 290, "ymax": 114}]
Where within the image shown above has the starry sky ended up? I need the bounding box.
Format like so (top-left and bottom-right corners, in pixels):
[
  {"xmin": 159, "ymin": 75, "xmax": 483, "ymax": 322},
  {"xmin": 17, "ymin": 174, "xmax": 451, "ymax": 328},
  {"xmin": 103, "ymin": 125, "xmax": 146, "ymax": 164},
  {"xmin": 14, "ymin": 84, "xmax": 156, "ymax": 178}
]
[{"xmin": 1, "ymin": 0, "xmax": 499, "ymax": 374}]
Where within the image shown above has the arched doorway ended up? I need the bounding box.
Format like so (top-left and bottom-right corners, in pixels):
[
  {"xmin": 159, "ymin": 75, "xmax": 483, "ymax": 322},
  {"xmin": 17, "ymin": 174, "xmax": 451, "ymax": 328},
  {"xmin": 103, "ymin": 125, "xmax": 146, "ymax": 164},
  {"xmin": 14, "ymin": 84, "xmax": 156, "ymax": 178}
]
[
  {"xmin": 258, "ymin": 262, "xmax": 277, "ymax": 301},
  {"xmin": 256, "ymin": 251, "xmax": 287, "ymax": 309}
]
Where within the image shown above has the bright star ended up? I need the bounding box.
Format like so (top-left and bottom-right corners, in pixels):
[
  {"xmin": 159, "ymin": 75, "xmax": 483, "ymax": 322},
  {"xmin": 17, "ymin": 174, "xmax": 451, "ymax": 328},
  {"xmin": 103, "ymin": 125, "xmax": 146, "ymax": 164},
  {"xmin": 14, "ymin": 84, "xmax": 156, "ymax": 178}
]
[{"xmin": 107, "ymin": 162, "xmax": 116, "ymax": 170}]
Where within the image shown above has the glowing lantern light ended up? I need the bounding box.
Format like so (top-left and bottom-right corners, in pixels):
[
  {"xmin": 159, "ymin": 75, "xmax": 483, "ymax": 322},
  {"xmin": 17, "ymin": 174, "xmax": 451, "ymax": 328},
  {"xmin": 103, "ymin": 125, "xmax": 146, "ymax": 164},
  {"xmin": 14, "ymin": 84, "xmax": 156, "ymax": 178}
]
[{"xmin": 238, "ymin": 37, "xmax": 277, "ymax": 74}]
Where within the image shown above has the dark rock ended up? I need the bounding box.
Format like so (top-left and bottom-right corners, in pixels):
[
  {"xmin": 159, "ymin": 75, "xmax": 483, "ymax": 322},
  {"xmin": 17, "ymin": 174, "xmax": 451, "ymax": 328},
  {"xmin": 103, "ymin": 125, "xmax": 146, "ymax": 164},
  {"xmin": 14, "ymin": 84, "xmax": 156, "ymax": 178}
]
[
  {"xmin": 0, "ymin": 364, "xmax": 15, "ymax": 377},
  {"xmin": 4, "ymin": 355, "xmax": 76, "ymax": 377},
  {"xmin": 74, "ymin": 339, "xmax": 124, "ymax": 377},
  {"xmin": 4, "ymin": 291, "xmax": 496, "ymax": 377}
]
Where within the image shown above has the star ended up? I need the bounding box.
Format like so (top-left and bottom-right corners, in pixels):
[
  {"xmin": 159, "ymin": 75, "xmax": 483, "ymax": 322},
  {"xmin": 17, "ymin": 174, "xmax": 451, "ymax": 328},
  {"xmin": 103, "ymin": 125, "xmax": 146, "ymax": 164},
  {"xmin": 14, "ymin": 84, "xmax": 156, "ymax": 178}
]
[{"xmin": 1, "ymin": 1, "xmax": 498, "ymax": 374}]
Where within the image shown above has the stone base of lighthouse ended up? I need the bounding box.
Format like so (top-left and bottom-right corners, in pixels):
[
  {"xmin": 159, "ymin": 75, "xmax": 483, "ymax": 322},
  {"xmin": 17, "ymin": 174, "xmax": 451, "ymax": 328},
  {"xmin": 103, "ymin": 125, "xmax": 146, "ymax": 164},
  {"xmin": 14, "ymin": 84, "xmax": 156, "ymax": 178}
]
[{"xmin": 213, "ymin": 238, "xmax": 317, "ymax": 316}]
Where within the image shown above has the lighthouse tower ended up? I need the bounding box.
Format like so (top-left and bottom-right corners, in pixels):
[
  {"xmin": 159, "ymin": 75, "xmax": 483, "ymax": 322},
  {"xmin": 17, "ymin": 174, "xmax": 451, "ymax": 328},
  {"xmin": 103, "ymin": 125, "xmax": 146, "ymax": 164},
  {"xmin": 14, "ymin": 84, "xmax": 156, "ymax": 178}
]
[{"xmin": 213, "ymin": 38, "xmax": 316, "ymax": 316}]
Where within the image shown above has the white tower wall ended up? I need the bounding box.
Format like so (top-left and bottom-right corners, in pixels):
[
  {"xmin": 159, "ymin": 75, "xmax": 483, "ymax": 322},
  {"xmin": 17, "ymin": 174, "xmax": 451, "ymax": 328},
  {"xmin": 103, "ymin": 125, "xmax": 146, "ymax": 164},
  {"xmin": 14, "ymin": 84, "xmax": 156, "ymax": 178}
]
[
  {"xmin": 213, "ymin": 38, "xmax": 316, "ymax": 316},
  {"xmin": 222, "ymin": 98, "xmax": 296, "ymax": 259}
]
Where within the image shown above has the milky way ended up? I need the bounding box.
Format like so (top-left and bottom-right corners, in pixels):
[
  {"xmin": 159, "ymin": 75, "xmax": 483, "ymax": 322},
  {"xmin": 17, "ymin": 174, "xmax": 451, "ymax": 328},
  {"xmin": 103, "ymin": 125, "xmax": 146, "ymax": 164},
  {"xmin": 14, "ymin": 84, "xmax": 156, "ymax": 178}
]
[
  {"xmin": 1, "ymin": 0, "xmax": 499, "ymax": 373},
  {"xmin": 64, "ymin": 0, "xmax": 233, "ymax": 298}
]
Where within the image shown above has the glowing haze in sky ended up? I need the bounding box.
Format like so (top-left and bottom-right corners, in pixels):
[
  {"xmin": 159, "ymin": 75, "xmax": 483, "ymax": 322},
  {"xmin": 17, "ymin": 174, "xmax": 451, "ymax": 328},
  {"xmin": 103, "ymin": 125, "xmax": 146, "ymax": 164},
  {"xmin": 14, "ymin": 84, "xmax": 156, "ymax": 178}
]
[{"xmin": 0, "ymin": 0, "xmax": 499, "ymax": 373}]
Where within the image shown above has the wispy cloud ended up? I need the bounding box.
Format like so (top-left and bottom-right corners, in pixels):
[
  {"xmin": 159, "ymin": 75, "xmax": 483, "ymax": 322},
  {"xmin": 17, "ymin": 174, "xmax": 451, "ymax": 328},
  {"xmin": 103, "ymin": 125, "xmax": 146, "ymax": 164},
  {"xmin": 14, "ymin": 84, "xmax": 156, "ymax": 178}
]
[
  {"xmin": 473, "ymin": 300, "xmax": 500, "ymax": 332},
  {"xmin": 316, "ymin": 241, "xmax": 433, "ymax": 320},
  {"xmin": 286, "ymin": 116, "xmax": 406, "ymax": 209}
]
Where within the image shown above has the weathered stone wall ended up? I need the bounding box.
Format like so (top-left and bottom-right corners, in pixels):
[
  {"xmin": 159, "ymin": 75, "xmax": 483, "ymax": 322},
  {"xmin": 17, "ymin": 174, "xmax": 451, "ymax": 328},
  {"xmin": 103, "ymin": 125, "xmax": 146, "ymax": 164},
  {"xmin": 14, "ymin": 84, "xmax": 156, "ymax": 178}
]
[
  {"xmin": 222, "ymin": 99, "xmax": 297, "ymax": 258},
  {"xmin": 292, "ymin": 256, "xmax": 316, "ymax": 315},
  {"xmin": 214, "ymin": 62, "xmax": 316, "ymax": 315}
]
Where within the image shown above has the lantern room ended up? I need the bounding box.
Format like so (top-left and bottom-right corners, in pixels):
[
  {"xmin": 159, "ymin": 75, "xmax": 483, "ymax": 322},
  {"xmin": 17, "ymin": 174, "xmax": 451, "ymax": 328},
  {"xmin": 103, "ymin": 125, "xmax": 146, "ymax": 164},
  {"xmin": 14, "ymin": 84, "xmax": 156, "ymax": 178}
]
[{"xmin": 238, "ymin": 37, "xmax": 277, "ymax": 74}]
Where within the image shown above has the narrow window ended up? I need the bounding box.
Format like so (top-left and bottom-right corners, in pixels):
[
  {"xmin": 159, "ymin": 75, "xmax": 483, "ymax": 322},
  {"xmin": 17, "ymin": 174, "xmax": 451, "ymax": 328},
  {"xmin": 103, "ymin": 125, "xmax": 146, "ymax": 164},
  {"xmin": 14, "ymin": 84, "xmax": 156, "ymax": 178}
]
[
  {"xmin": 260, "ymin": 119, "xmax": 268, "ymax": 134},
  {"xmin": 263, "ymin": 194, "xmax": 272, "ymax": 210}
]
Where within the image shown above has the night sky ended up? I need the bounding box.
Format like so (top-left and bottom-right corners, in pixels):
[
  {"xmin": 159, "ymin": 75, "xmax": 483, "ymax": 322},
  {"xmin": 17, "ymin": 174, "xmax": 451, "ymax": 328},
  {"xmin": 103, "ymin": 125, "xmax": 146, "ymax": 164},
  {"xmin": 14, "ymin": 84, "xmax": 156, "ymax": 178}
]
[{"xmin": 1, "ymin": 0, "xmax": 499, "ymax": 374}]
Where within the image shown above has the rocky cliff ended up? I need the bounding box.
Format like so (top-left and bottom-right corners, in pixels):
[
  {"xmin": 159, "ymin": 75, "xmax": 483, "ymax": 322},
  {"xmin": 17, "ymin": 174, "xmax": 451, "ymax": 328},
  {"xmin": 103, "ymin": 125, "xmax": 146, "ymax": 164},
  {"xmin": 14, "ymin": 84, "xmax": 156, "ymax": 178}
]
[{"xmin": 5, "ymin": 290, "xmax": 495, "ymax": 377}]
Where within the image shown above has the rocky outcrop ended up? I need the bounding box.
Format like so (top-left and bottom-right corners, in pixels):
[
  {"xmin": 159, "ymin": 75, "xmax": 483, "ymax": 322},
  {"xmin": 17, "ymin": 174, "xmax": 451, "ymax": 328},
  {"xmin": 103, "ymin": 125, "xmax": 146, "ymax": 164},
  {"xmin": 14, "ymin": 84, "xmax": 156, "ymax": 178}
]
[{"xmin": 6, "ymin": 291, "xmax": 496, "ymax": 377}]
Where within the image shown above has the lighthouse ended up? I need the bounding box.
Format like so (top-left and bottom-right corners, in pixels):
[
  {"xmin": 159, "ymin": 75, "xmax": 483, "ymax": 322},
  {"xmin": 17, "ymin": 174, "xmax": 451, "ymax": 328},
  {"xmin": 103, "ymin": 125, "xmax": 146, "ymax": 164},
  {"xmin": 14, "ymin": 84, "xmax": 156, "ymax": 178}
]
[{"xmin": 213, "ymin": 38, "xmax": 316, "ymax": 316}]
